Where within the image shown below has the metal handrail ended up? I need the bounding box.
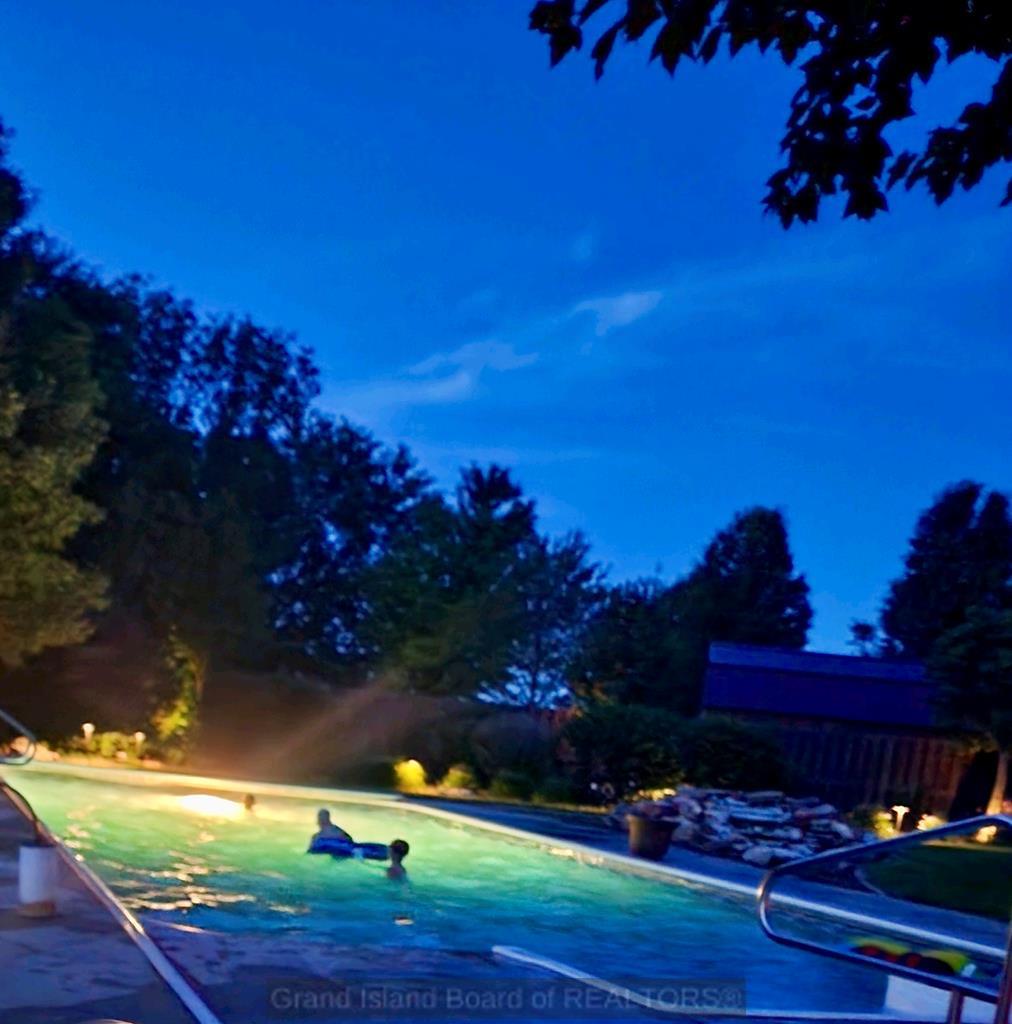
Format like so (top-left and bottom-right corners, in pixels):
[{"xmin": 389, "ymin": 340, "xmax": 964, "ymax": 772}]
[
  {"xmin": 757, "ymin": 814, "xmax": 1012, "ymax": 1024},
  {"xmin": 0, "ymin": 706, "xmax": 37, "ymax": 764}
]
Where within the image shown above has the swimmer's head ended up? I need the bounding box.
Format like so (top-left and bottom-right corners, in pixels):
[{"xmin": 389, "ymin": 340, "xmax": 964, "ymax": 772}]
[
  {"xmin": 389, "ymin": 839, "xmax": 409, "ymax": 864},
  {"xmin": 317, "ymin": 808, "xmax": 332, "ymax": 827}
]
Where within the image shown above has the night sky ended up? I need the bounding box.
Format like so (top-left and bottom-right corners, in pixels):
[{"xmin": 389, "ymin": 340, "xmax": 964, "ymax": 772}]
[{"xmin": 2, "ymin": 2, "xmax": 1009, "ymax": 650}]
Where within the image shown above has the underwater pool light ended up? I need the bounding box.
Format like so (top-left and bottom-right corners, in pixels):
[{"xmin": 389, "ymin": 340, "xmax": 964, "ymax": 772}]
[{"xmin": 178, "ymin": 793, "xmax": 244, "ymax": 819}]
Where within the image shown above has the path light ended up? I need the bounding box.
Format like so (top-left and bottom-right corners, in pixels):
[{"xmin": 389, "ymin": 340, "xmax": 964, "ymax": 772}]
[
  {"xmin": 890, "ymin": 804, "xmax": 910, "ymax": 831},
  {"xmin": 133, "ymin": 731, "xmax": 146, "ymax": 751},
  {"xmin": 916, "ymin": 813, "xmax": 944, "ymax": 831},
  {"xmin": 81, "ymin": 722, "xmax": 95, "ymax": 742}
]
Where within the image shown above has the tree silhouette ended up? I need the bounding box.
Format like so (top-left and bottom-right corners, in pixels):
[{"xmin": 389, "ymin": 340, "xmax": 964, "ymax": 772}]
[{"xmin": 530, "ymin": 0, "xmax": 1012, "ymax": 225}]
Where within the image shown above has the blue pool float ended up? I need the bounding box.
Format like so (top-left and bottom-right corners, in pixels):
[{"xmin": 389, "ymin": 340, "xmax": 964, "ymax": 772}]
[{"xmin": 307, "ymin": 837, "xmax": 389, "ymax": 860}]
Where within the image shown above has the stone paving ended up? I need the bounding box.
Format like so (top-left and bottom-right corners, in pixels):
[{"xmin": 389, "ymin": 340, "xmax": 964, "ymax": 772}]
[{"xmin": 0, "ymin": 781, "xmax": 196, "ymax": 1024}]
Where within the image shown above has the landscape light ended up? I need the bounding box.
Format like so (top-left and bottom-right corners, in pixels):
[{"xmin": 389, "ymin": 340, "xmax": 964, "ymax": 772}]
[
  {"xmin": 133, "ymin": 731, "xmax": 146, "ymax": 750},
  {"xmin": 81, "ymin": 722, "xmax": 95, "ymax": 741},
  {"xmin": 915, "ymin": 813, "xmax": 943, "ymax": 831},
  {"xmin": 394, "ymin": 758, "xmax": 427, "ymax": 792},
  {"xmin": 890, "ymin": 804, "xmax": 909, "ymax": 830}
]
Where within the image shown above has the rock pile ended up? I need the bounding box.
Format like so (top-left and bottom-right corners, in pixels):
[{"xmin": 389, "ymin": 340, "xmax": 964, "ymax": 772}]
[{"xmin": 611, "ymin": 787, "xmax": 860, "ymax": 867}]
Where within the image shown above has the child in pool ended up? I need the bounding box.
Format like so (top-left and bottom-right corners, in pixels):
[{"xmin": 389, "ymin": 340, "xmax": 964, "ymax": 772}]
[{"xmin": 386, "ymin": 838, "xmax": 410, "ymax": 880}]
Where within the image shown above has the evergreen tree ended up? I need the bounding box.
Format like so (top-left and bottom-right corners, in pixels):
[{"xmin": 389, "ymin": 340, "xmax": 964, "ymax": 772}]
[
  {"xmin": 929, "ymin": 606, "xmax": 1012, "ymax": 814},
  {"xmin": 878, "ymin": 482, "xmax": 1012, "ymax": 658},
  {"xmin": 667, "ymin": 506, "xmax": 811, "ymax": 711}
]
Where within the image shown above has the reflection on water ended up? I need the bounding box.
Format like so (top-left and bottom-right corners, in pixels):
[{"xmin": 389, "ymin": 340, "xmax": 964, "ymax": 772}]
[{"xmin": 10, "ymin": 769, "xmax": 893, "ymax": 1013}]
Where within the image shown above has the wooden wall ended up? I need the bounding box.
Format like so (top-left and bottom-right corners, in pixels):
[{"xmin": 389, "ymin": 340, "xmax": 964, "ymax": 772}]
[{"xmin": 771, "ymin": 721, "xmax": 970, "ymax": 813}]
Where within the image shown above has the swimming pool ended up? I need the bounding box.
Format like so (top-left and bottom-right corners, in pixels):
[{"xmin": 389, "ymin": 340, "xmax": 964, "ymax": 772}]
[{"xmin": 6, "ymin": 765, "xmax": 888, "ymax": 1015}]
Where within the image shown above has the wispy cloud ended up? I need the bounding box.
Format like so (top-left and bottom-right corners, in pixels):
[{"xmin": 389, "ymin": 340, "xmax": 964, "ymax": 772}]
[
  {"xmin": 409, "ymin": 339, "xmax": 537, "ymax": 376},
  {"xmin": 573, "ymin": 289, "xmax": 664, "ymax": 335},
  {"xmin": 326, "ymin": 339, "xmax": 538, "ymax": 428}
]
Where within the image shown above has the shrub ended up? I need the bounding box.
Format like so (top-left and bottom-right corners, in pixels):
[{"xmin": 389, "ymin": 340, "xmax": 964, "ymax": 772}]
[
  {"xmin": 533, "ymin": 775, "xmax": 579, "ymax": 805},
  {"xmin": 562, "ymin": 703, "xmax": 684, "ymax": 800},
  {"xmin": 679, "ymin": 716, "xmax": 785, "ymax": 790},
  {"xmin": 96, "ymin": 731, "xmax": 136, "ymax": 759},
  {"xmin": 468, "ymin": 712, "xmax": 552, "ymax": 782},
  {"xmin": 331, "ymin": 759, "xmax": 398, "ymax": 790},
  {"xmin": 393, "ymin": 758, "xmax": 427, "ymax": 792},
  {"xmin": 440, "ymin": 763, "xmax": 479, "ymax": 791},
  {"xmin": 851, "ymin": 805, "xmax": 896, "ymax": 839},
  {"xmin": 489, "ymin": 769, "xmax": 537, "ymax": 801}
]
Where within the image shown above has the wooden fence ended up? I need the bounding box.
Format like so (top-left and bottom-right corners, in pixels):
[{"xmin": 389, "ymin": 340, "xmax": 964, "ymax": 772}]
[{"xmin": 772, "ymin": 723, "xmax": 970, "ymax": 813}]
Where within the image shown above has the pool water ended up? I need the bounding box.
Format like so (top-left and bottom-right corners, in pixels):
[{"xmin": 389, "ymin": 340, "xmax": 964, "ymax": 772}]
[{"xmin": 8, "ymin": 769, "xmax": 887, "ymax": 1013}]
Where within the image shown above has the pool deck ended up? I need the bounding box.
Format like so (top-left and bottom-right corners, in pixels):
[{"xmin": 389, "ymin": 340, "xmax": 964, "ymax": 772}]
[
  {"xmin": 0, "ymin": 780, "xmax": 199, "ymax": 1024},
  {"xmin": 406, "ymin": 796, "xmax": 766, "ymax": 889}
]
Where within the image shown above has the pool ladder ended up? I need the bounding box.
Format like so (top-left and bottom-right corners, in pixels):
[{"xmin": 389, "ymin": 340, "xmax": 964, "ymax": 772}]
[
  {"xmin": 0, "ymin": 705, "xmax": 36, "ymax": 764},
  {"xmin": 758, "ymin": 813, "xmax": 1012, "ymax": 1024}
]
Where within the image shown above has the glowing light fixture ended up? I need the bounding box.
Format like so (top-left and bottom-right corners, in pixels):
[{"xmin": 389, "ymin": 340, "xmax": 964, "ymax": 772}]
[
  {"xmin": 81, "ymin": 722, "xmax": 95, "ymax": 742},
  {"xmin": 916, "ymin": 813, "xmax": 944, "ymax": 831},
  {"xmin": 394, "ymin": 758, "xmax": 427, "ymax": 792},
  {"xmin": 178, "ymin": 794, "xmax": 244, "ymax": 819},
  {"xmin": 133, "ymin": 731, "xmax": 146, "ymax": 750},
  {"xmin": 975, "ymin": 825, "xmax": 998, "ymax": 844},
  {"xmin": 891, "ymin": 804, "xmax": 910, "ymax": 830}
]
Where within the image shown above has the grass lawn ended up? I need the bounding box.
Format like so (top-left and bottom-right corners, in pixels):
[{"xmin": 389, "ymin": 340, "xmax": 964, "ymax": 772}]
[{"xmin": 865, "ymin": 839, "xmax": 1012, "ymax": 921}]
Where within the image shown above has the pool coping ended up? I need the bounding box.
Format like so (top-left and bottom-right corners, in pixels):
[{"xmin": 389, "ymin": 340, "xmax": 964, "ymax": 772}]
[
  {"xmin": 0, "ymin": 773, "xmax": 223, "ymax": 1024},
  {"xmin": 9, "ymin": 761, "xmax": 1005, "ymax": 1022}
]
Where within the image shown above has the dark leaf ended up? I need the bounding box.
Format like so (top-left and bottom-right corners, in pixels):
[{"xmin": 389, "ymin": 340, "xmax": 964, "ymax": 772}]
[
  {"xmin": 650, "ymin": 21, "xmax": 684, "ymax": 73},
  {"xmin": 578, "ymin": 0, "xmax": 612, "ymax": 24},
  {"xmin": 698, "ymin": 26, "xmax": 721, "ymax": 63},
  {"xmin": 591, "ymin": 19, "xmax": 625, "ymax": 77}
]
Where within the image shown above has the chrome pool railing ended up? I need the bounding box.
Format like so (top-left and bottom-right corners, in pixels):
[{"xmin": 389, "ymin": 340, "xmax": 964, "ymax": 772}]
[
  {"xmin": 757, "ymin": 814, "xmax": 1012, "ymax": 1024},
  {"xmin": 0, "ymin": 706, "xmax": 36, "ymax": 765}
]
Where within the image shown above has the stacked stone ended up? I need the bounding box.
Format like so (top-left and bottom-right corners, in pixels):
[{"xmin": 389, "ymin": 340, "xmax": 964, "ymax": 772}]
[{"xmin": 610, "ymin": 787, "xmax": 859, "ymax": 867}]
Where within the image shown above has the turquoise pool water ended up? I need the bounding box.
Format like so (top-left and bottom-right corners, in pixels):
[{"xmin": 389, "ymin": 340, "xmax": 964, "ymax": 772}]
[{"xmin": 8, "ymin": 768, "xmax": 887, "ymax": 1013}]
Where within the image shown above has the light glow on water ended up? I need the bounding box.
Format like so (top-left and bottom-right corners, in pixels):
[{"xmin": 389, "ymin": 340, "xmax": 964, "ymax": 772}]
[
  {"xmin": 8, "ymin": 769, "xmax": 889, "ymax": 1013},
  {"xmin": 178, "ymin": 793, "xmax": 245, "ymax": 819}
]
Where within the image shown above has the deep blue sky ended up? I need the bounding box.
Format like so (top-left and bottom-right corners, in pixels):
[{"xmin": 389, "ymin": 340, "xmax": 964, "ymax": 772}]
[{"xmin": 2, "ymin": 2, "xmax": 1009, "ymax": 651}]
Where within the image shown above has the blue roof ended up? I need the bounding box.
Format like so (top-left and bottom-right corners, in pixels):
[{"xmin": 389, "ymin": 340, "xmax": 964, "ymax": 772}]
[{"xmin": 703, "ymin": 642, "xmax": 936, "ymax": 728}]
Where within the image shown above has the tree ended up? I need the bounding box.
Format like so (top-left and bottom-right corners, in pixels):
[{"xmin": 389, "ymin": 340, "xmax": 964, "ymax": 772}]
[
  {"xmin": 675, "ymin": 506, "xmax": 812, "ymax": 646},
  {"xmin": 274, "ymin": 416, "xmax": 430, "ymax": 664},
  {"xmin": 929, "ymin": 606, "xmax": 1012, "ymax": 814},
  {"xmin": 571, "ymin": 508, "xmax": 810, "ymax": 713},
  {"xmin": 529, "ymin": 0, "xmax": 1012, "ymax": 225},
  {"xmin": 0, "ymin": 293, "xmax": 108, "ymax": 666},
  {"xmin": 366, "ymin": 465, "xmax": 540, "ymax": 697},
  {"xmin": 499, "ymin": 532, "xmax": 604, "ymax": 709},
  {"xmin": 876, "ymin": 482, "xmax": 1012, "ymax": 658},
  {"xmin": 0, "ymin": 126, "xmax": 107, "ymax": 667},
  {"xmin": 568, "ymin": 579, "xmax": 688, "ymax": 710},
  {"xmin": 666, "ymin": 505, "xmax": 812, "ymax": 709}
]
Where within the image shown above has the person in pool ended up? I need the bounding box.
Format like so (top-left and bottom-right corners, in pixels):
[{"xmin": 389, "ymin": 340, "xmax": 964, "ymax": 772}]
[
  {"xmin": 311, "ymin": 808, "xmax": 353, "ymax": 844},
  {"xmin": 386, "ymin": 839, "xmax": 409, "ymax": 880}
]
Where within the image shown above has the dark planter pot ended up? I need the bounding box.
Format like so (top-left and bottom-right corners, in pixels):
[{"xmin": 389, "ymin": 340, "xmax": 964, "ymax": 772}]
[{"xmin": 627, "ymin": 815, "xmax": 674, "ymax": 861}]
